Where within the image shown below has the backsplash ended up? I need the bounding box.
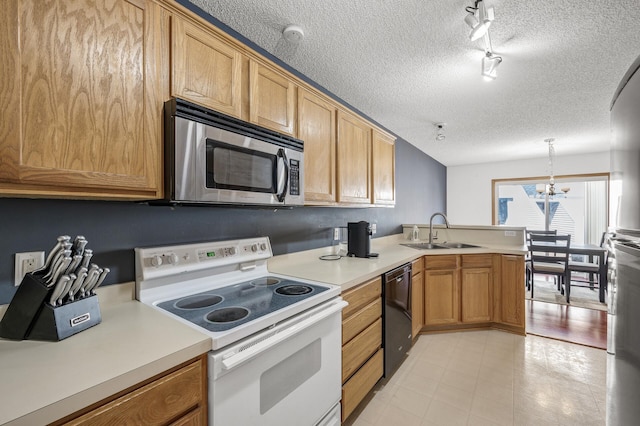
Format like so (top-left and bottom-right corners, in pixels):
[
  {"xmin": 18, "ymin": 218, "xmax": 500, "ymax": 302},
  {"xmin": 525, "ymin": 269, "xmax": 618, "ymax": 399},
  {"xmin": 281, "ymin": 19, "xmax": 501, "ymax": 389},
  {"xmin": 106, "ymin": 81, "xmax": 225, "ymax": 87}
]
[{"xmin": 0, "ymin": 140, "xmax": 445, "ymax": 304}]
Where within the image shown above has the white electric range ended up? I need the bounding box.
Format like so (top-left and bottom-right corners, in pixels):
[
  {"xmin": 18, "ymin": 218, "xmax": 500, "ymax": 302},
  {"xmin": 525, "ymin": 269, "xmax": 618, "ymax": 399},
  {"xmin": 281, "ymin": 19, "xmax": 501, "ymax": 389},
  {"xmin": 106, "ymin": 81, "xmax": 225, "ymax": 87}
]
[{"xmin": 135, "ymin": 237, "xmax": 346, "ymax": 426}]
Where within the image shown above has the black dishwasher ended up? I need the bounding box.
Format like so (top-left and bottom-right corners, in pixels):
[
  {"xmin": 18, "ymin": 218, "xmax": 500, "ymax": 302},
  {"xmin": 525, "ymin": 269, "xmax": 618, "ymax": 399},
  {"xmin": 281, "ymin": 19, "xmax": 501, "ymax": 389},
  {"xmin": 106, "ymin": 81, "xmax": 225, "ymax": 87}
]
[{"xmin": 383, "ymin": 262, "xmax": 412, "ymax": 377}]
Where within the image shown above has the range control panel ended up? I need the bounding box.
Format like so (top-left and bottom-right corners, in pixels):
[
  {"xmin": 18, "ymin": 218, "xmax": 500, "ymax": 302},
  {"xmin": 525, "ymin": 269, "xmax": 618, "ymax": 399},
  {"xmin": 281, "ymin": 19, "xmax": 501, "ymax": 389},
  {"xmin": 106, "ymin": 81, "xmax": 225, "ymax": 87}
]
[{"xmin": 135, "ymin": 237, "xmax": 273, "ymax": 281}]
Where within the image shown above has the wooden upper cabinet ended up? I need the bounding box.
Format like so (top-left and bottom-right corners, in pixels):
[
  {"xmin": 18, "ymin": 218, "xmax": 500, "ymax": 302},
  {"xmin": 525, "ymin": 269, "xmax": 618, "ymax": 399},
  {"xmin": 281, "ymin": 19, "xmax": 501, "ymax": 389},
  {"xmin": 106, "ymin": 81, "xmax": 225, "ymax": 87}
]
[
  {"xmin": 336, "ymin": 110, "xmax": 371, "ymax": 204},
  {"xmin": 298, "ymin": 89, "xmax": 337, "ymax": 204},
  {"xmin": 249, "ymin": 60, "xmax": 296, "ymax": 136},
  {"xmin": 171, "ymin": 15, "xmax": 242, "ymax": 118},
  {"xmin": 0, "ymin": 0, "xmax": 164, "ymax": 199},
  {"xmin": 372, "ymin": 130, "xmax": 395, "ymax": 205}
]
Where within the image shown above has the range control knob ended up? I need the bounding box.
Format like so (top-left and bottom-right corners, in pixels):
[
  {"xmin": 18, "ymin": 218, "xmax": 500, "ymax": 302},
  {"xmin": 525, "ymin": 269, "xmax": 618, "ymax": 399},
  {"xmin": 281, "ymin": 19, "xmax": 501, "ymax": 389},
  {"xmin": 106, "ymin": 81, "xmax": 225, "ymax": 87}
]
[
  {"xmin": 251, "ymin": 244, "xmax": 259, "ymax": 252},
  {"xmin": 150, "ymin": 255, "xmax": 163, "ymax": 267},
  {"xmin": 260, "ymin": 243, "xmax": 267, "ymax": 251},
  {"xmin": 167, "ymin": 253, "xmax": 179, "ymax": 265}
]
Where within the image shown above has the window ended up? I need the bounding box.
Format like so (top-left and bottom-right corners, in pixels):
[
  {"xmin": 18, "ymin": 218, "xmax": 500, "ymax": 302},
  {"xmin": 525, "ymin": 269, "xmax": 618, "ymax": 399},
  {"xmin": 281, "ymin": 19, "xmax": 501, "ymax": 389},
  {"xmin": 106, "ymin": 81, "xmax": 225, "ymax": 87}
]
[{"xmin": 492, "ymin": 174, "xmax": 609, "ymax": 245}]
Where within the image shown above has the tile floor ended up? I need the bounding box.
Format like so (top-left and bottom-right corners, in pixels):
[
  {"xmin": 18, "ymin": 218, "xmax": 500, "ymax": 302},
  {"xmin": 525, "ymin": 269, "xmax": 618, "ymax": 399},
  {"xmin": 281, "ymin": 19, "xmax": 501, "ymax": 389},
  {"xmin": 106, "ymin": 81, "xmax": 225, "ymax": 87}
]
[{"xmin": 346, "ymin": 330, "xmax": 606, "ymax": 426}]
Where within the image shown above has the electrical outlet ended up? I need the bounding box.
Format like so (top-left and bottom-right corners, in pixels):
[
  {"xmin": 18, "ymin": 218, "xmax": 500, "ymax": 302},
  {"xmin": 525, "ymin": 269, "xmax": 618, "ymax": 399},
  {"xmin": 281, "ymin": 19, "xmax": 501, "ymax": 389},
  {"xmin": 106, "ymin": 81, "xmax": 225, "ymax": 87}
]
[
  {"xmin": 371, "ymin": 223, "xmax": 377, "ymax": 235},
  {"xmin": 15, "ymin": 251, "xmax": 45, "ymax": 286},
  {"xmin": 333, "ymin": 227, "xmax": 340, "ymax": 241}
]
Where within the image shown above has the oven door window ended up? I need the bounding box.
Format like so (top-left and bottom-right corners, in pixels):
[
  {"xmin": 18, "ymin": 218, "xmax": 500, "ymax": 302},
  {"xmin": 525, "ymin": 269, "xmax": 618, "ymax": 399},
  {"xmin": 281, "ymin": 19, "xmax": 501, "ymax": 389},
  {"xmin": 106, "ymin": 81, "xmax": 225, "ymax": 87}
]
[{"xmin": 206, "ymin": 139, "xmax": 277, "ymax": 193}]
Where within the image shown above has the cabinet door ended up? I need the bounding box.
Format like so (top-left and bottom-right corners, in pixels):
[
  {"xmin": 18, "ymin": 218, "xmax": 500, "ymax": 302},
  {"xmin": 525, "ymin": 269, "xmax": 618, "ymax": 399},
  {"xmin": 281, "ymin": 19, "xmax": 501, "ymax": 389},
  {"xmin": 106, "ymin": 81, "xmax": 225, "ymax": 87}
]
[
  {"xmin": 461, "ymin": 267, "xmax": 492, "ymax": 323},
  {"xmin": 249, "ymin": 60, "xmax": 296, "ymax": 135},
  {"xmin": 372, "ymin": 130, "xmax": 395, "ymax": 205},
  {"xmin": 0, "ymin": 0, "xmax": 163, "ymax": 199},
  {"xmin": 64, "ymin": 358, "xmax": 206, "ymax": 425},
  {"xmin": 411, "ymin": 269, "xmax": 424, "ymax": 338},
  {"xmin": 499, "ymin": 255, "xmax": 525, "ymax": 328},
  {"xmin": 172, "ymin": 16, "xmax": 242, "ymax": 118},
  {"xmin": 298, "ymin": 89, "xmax": 337, "ymax": 203},
  {"xmin": 424, "ymin": 269, "xmax": 459, "ymax": 325},
  {"xmin": 336, "ymin": 110, "xmax": 371, "ymax": 204}
]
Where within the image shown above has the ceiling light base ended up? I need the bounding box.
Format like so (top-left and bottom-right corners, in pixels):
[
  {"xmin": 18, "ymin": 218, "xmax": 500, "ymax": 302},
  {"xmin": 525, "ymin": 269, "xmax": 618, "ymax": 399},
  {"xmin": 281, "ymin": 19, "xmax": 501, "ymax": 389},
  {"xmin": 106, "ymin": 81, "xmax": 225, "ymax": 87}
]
[{"xmin": 283, "ymin": 25, "xmax": 305, "ymax": 43}]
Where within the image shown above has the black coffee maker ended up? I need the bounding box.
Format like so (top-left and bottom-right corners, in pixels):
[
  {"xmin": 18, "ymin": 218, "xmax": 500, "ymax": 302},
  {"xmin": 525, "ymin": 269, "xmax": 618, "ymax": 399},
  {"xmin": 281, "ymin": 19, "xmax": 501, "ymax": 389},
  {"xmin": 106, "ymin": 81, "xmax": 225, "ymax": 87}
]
[{"xmin": 347, "ymin": 221, "xmax": 378, "ymax": 258}]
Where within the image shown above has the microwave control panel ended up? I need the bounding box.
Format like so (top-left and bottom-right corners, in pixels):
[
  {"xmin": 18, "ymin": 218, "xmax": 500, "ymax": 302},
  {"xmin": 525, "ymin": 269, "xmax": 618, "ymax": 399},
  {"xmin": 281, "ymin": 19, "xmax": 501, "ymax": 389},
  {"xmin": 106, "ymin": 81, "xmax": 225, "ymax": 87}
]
[{"xmin": 289, "ymin": 159, "xmax": 300, "ymax": 196}]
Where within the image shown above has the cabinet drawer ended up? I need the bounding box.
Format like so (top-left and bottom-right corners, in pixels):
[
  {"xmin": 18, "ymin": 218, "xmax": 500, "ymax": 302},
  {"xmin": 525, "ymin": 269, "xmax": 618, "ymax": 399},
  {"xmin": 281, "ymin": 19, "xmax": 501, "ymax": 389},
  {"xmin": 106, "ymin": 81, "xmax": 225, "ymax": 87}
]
[
  {"xmin": 169, "ymin": 407, "xmax": 203, "ymax": 426},
  {"xmin": 342, "ymin": 348, "xmax": 383, "ymax": 422},
  {"xmin": 342, "ymin": 298, "xmax": 382, "ymax": 344},
  {"xmin": 342, "ymin": 277, "xmax": 382, "ymax": 318},
  {"xmin": 411, "ymin": 256, "xmax": 424, "ymax": 274},
  {"xmin": 425, "ymin": 255, "xmax": 459, "ymax": 270},
  {"xmin": 342, "ymin": 317, "xmax": 382, "ymax": 383},
  {"xmin": 65, "ymin": 360, "xmax": 204, "ymax": 425},
  {"xmin": 461, "ymin": 254, "xmax": 493, "ymax": 268}
]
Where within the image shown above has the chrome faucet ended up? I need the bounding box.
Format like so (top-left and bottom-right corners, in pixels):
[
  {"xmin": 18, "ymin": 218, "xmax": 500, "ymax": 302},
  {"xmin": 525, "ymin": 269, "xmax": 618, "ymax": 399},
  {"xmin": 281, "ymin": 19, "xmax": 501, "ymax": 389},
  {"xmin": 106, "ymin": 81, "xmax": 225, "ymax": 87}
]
[{"xmin": 429, "ymin": 212, "xmax": 450, "ymax": 244}]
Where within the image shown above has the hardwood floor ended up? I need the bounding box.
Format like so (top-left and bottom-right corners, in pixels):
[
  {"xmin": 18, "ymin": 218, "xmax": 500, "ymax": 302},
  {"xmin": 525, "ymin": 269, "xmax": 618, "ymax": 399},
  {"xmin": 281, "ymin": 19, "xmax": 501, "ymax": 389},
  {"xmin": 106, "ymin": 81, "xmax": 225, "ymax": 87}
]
[{"xmin": 525, "ymin": 299, "xmax": 607, "ymax": 349}]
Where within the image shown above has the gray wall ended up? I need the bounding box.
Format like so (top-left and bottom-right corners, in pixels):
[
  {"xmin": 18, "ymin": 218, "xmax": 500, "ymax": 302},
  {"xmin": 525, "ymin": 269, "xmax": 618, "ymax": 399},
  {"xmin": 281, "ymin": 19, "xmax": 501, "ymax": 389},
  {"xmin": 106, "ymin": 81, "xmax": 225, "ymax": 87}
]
[{"xmin": 0, "ymin": 140, "xmax": 445, "ymax": 304}]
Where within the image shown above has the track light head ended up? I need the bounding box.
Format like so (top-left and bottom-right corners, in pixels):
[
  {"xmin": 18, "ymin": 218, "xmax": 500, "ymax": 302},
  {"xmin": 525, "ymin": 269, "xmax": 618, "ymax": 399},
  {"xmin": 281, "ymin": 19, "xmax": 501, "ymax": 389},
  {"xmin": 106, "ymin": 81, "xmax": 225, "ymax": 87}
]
[
  {"xmin": 466, "ymin": 1, "xmax": 494, "ymax": 41},
  {"xmin": 482, "ymin": 52, "xmax": 502, "ymax": 81}
]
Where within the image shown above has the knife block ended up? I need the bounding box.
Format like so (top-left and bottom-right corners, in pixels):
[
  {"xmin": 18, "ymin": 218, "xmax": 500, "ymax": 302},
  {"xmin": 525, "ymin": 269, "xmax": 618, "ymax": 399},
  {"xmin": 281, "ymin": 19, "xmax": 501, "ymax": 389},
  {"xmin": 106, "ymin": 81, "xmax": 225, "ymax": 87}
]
[
  {"xmin": 28, "ymin": 295, "xmax": 101, "ymax": 341},
  {"xmin": 0, "ymin": 272, "xmax": 101, "ymax": 341}
]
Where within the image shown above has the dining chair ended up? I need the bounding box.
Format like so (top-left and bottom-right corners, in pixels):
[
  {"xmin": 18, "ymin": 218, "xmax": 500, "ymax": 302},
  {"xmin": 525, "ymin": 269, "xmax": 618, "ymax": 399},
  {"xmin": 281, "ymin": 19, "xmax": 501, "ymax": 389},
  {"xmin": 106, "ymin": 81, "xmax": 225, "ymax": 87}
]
[
  {"xmin": 527, "ymin": 233, "xmax": 571, "ymax": 300},
  {"xmin": 525, "ymin": 229, "xmax": 558, "ymax": 292},
  {"xmin": 567, "ymin": 232, "xmax": 608, "ymax": 302}
]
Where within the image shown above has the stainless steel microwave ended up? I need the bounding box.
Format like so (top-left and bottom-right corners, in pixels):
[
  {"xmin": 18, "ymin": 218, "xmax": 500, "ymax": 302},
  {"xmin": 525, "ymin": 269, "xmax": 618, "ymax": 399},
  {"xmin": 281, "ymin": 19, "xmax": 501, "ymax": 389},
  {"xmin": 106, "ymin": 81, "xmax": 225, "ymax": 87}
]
[{"xmin": 163, "ymin": 98, "xmax": 304, "ymax": 207}]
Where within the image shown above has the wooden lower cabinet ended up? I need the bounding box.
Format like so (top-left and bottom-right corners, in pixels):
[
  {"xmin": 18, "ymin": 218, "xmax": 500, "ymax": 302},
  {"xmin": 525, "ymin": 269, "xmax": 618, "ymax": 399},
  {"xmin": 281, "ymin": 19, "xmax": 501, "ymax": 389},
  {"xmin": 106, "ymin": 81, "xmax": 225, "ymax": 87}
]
[
  {"xmin": 460, "ymin": 255, "xmax": 493, "ymax": 324},
  {"xmin": 424, "ymin": 255, "xmax": 459, "ymax": 325},
  {"xmin": 461, "ymin": 267, "xmax": 493, "ymax": 323},
  {"xmin": 411, "ymin": 257, "xmax": 424, "ymax": 339},
  {"xmin": 55, "ymin": 356, "xmax": 207, "ymax": 426},
  {"xmin": 422, "ymin": 254, "xmax": 523, "ymax": 334},
  {"xmin": 341, "ymin": 277, "xmax": 383, "ymax": 422},
  {"xmin": 495, "ymin": 254, "xmax": 526, "ymax": 330},
  {"xmin": 341, "ymin": 349, "xmax": 383, "ymax": 421}
]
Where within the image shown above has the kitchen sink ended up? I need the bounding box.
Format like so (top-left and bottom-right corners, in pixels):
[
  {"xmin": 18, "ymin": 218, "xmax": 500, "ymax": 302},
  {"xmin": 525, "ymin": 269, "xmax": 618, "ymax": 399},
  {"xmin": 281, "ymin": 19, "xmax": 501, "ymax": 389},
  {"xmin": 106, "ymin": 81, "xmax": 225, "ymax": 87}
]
[
  {"xmin": 439, "ymin": 242, "xmax": 481, "ymax": 249},
  {"xmin": 401, "ymin": 243, "xmax": 447, "ymax": 250},
  {"xmin": 400, "ymin": 242, "xmax": 481, "ymax": 250}
]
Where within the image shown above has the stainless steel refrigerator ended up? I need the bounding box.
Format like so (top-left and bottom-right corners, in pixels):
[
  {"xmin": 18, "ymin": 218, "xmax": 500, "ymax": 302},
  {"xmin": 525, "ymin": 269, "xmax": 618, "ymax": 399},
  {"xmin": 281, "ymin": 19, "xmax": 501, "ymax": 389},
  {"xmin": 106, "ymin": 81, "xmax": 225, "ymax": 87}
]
[{"xmin": 608, "ymin": 53, "xmax": 640, "ymax": 426}]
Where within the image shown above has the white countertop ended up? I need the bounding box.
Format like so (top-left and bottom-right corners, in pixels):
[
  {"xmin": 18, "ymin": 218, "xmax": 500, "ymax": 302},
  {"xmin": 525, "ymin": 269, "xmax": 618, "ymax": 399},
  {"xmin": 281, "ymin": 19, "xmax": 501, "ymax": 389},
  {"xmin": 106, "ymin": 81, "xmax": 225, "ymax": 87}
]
[
  {"xmin": 0, "ymin": 283, "xmax": 211, "ymax": 426},
  {"xmin": 268, "ymin": 234, "xmax": 528, "ymax": 291}
]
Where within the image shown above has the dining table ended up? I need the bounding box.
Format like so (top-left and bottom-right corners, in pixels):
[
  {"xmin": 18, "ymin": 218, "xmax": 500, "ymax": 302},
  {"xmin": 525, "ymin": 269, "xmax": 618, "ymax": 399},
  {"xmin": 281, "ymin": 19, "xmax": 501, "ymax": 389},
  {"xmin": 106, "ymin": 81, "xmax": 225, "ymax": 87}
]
[
  {"xmin": 568, "ymin": 243, "xmax": 608, "ymax": 303},
  {"xmin": 527, "ymin": 237, "xmax": 608, "ymax": 303}
]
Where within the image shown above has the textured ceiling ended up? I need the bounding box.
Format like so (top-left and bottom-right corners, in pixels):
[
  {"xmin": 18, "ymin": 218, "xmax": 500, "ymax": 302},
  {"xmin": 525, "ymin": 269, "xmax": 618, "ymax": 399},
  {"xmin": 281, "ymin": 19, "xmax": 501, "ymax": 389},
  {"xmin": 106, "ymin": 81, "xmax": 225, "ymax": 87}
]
[{"xmin": 187, "ymin": 0, "xmax": 640, "ymax": 166}]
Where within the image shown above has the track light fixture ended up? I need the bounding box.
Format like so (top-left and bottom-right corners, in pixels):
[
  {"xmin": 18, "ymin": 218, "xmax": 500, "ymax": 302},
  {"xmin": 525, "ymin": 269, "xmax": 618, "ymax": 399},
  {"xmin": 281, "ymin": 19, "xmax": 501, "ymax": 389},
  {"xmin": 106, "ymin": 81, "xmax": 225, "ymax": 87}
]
[
  {"xmin": 465, "ymin": 0, "xmax": 502, "ymax": 80},
  {"xmin": 435, "ymin": 123, "xmax": 446, "ymax": 141},
  {"xmin": 464, "ymin": 0, "xmax": 494, "ymax": 41}
]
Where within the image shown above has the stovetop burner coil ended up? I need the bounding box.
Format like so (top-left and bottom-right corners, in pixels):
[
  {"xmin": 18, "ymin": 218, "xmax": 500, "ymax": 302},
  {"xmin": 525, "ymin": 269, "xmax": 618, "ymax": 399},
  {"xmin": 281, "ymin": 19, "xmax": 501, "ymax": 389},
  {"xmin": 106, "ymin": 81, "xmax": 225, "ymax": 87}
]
[
  {"xmin": 275, "ymin": 285, "xmax": 313, "ymax": 296},
  {"xmin": 175, "ymin": 294, "xmax": 223, "ymax": 310}
]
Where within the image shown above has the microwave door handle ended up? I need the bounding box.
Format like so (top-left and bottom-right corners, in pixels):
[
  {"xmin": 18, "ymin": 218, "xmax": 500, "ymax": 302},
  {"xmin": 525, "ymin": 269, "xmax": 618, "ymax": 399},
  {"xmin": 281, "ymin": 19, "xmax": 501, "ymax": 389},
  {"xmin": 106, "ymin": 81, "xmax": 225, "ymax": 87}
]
[{"xmin": 276, "ymin": 149, "xmax": 289, "ymax": 203}]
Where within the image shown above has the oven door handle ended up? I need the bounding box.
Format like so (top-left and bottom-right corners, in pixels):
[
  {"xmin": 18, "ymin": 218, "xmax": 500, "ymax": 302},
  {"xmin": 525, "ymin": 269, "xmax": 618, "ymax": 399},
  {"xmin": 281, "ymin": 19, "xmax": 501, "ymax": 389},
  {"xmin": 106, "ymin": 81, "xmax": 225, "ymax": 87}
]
[{"xmin": 221, "ymin": 299, "xmax": 348, "ymax": 371}]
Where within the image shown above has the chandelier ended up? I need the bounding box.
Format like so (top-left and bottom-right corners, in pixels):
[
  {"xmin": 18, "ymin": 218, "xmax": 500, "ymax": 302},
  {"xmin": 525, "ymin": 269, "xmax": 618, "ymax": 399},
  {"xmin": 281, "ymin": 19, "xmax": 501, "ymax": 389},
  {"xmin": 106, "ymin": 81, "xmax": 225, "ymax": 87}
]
[{"xmin": 545, "ymin": 138, "xmax": 556, "ymax": 196}]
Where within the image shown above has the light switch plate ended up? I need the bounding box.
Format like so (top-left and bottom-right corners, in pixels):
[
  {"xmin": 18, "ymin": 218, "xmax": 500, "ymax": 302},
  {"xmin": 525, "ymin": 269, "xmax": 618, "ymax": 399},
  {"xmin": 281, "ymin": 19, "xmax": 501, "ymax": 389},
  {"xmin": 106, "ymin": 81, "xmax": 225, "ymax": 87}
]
[{"xmin": 15, "ymin": 251, "xmax": 44, "ymax": 286}]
